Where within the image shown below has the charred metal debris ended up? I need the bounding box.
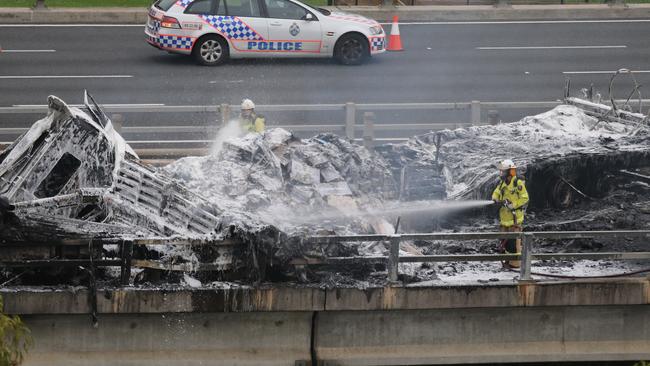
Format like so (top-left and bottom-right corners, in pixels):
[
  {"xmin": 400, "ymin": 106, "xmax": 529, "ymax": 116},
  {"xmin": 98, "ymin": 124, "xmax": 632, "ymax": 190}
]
[{"xmin": 0, "ymin": 82, "xmax": 649, "ymax": 287}]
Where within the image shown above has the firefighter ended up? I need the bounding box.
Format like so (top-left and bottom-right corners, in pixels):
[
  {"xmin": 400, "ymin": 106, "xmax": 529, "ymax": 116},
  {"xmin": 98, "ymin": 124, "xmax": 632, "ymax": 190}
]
[
  {"xmin": 491, "ymin": 159, "xmax": 529, "ymax": 268},
  {"xmin": 239, "ymin": 99, "xmax": 265, "ymax": 133}
]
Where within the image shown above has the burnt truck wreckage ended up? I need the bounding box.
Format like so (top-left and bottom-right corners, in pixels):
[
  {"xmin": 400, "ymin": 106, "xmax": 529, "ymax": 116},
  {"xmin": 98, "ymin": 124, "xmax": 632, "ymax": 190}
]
[{"xmin": 0, "ymin": 88, "xmax": 649, "ymax": 287}]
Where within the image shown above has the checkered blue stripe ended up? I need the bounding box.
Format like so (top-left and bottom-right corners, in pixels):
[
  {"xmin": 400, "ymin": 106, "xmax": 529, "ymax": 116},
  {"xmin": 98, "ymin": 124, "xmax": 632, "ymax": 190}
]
[
  {"xmin": 371, "ymin": 37, "xmax": 384, "ymax": 51},
  {"xmin": 151, "ymin": 19, "xmax": 161, "ymax": 33},
  {"xmin": 201, "ymin": 15, "xmax": 263, "ymax": 40},
  {"xmin": 158, "ymin": 35, "xmax": 193, "ymax": 50},
  {"xmin": 176, "ymin": 0, "xmax": 193, "ymax": 8}
]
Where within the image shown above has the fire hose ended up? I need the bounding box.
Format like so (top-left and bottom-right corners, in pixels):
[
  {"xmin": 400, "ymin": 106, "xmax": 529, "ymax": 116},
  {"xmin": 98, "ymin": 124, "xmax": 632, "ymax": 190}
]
[{"xmin": 508, "ymin": 267, "xmax": 650, "ymax": 279}]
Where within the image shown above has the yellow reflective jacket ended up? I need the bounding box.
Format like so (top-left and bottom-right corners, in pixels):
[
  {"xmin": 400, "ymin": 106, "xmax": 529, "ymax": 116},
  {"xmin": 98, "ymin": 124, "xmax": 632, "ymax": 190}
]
[
  {"xmin": 240, "ymin": 113, "xmax": 265, "ymax": 133},
  {"xmin": 491, "ymin": 176, "xmax": 529, "ymax": 227}
]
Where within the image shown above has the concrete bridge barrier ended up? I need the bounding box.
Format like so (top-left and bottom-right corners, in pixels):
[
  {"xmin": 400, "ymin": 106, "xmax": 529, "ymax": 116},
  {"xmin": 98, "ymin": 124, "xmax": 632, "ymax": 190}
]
[{"xmin": 3, "ymin": 278, "xmax": 650, "ymax": 365}]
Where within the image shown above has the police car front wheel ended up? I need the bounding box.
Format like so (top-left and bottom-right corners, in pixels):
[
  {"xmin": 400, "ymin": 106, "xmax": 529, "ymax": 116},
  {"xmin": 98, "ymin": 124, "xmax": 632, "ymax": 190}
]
[
  {"xmin": 334, "ymin": 34, "xmax": 369, "ymax": 66},
  {"xmin": 193, "ymin": 35, "xmax": 229, "ymax": 66}
]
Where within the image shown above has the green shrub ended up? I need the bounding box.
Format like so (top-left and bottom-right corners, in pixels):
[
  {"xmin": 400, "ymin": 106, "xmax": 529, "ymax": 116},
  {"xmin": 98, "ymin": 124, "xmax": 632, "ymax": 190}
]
[{"xmin": 0, "ymin": 296, "xmax": 32, "ymax": 366}]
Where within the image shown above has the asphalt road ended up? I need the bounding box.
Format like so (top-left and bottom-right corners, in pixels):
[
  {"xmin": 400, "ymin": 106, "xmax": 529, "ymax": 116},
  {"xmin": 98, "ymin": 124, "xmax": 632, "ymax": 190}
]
[{"xmin": 1, "ymin": 20, "xmax": 649, "ymax": 141}]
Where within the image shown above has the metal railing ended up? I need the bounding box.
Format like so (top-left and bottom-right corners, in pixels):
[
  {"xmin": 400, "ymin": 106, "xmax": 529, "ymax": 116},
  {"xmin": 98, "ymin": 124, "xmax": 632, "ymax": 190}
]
[
  {"xmin": 2, "ymin": 100, "xmax": 648, "ymax": 150},
  {"xmin": 0, "ymin": 237, "xmax": 240, "ymax": 286},
  {"xmin": 3, "ymin": 230, "xmax": 648, "ymax": 286},
  {"xmin": 297, "ymin": 230, "xmax": 650, "ymax": 282}
]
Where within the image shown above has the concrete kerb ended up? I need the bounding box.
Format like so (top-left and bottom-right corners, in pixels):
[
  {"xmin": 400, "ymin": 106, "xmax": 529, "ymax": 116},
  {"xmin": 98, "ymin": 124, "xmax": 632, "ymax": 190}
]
[
  {"xmin": 0, "ymin": 7, "xmax": 148, "ymax": 24},
  {"xmin": 0, "ymin": 8, "xmax": 32, "ymax": 23},
  {"xmin": 1, "ymin": 4, "xmax": 650, "ymax": 24}
]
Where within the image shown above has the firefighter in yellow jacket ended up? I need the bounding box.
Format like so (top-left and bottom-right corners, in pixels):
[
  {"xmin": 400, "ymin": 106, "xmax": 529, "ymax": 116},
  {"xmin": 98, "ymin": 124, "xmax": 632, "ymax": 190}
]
[
  {"xmin": 239, "ymin": 99, "xmax": 265, "ymax": 133},
  {"xmin": 491, "ymin": 159, "xmax": 529, "ymax": 268}
]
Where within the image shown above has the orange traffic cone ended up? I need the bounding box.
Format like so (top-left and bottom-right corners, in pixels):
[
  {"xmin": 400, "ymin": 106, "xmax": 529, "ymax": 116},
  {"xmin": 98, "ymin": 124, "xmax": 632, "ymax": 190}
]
[{"xmin": 387, "ymin": 15, "xmax": 403, "ymax": 52}]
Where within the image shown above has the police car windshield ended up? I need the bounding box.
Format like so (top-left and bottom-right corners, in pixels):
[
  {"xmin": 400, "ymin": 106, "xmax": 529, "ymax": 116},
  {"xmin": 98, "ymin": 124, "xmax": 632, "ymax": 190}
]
[
  {"xmin": 316, "ymin": 7, "xmax": 331, "ymax": 15},
  {"xmin": 155, "ymin": 0, "xmax": 177, "ymax": 11}
]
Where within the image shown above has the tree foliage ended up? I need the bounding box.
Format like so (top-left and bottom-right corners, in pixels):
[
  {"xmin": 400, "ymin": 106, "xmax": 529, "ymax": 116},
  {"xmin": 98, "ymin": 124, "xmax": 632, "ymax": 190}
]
[{"xmin": 0, "ymin": 296, "xmax": 32, "ymax": 366}]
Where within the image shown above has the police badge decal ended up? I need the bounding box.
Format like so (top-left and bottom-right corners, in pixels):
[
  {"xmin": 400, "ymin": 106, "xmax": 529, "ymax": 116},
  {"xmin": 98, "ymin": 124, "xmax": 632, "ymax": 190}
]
[{"xmin": 289, "ymin": 23, "xmax": 300, "ymax": 37}]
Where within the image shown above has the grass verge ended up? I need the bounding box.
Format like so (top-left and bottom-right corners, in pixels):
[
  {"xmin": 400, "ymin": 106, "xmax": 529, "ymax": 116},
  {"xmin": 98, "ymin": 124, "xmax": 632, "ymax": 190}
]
[
  {"xmin": 1, "ymin": 0, "xmax": 35, "ymax": 7},
  {"xmin": 0, "ymin": 0, "xmax": 328, "ymax": 7},
  {"xmin": 42, "ymin": 0, "xmax": 152, "ymax": 6}
]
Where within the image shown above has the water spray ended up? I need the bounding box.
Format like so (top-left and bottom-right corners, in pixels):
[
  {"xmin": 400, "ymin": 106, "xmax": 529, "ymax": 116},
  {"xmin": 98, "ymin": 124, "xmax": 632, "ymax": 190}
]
[
  {"xmin": 367, "ymin": 199, "xmax": 496, "ymax": 217},
  {"xmin": 272, "ymin": 199, "xmax": 495, "ymax": 226},
  {"xmin": 210, "ymin": 120, "xmax": 243, "ymax": 156}
]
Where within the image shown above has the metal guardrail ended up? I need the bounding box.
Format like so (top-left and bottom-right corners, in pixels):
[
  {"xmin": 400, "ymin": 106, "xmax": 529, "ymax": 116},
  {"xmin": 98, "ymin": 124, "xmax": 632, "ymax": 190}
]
[
  {"xmin": 2, "ymin": 100, "xmax": 648, "ymax": 147},
  {"xmin": 0, "ymin": 237, "xmax": 239, "ymax": 285},
  {"xmin": 3, "ymin": 230, "xmax": 648, "ymax": 286},
  {"xmin": 298, "ymin": 230, "xmax": 650, "ymax": 282}
]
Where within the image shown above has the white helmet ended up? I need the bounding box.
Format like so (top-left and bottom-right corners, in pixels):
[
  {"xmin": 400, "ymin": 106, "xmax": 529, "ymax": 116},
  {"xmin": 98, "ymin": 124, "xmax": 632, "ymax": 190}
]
[
  {"xmin": 497, "ymin": 159, "xmax": 516, "ymax": 171},
  {"xmin": 241, "ymin": 98, "xmax": 255, "ymax": 110}
]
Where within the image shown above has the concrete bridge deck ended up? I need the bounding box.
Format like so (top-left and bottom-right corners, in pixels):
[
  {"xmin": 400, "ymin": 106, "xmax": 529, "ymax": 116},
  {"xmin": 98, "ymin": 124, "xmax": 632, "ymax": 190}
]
[{"xmin": 2, "ymin": 278, "xmax": 650, "ymax": 365}]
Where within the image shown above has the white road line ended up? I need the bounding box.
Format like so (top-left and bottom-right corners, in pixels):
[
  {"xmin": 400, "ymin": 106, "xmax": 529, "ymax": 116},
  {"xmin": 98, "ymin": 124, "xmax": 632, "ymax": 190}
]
[
  {"xmin": 1, "ymin": 49, "xmax": 56, "ymax": 53},
  {"xmin": 477, "ymin": 45, "xmax": 627, "ymax": 50},
  {"xmin": 0, "ymin": 75, "xmax": 133, "ymax": 79},
  {"xmin": 128, "ymin": 140, "xmax": 213, "ymax": 144},
  {"xmin": 563, "ymin": 70, "xmax": 650, "ymax": 74},
  {"xmin": 12, "ymin": 103, "xmax": 165, "ymax": 107},
  {"xmin": 210, "ymin": 80, "xmax": 244, "ymax": 84}
]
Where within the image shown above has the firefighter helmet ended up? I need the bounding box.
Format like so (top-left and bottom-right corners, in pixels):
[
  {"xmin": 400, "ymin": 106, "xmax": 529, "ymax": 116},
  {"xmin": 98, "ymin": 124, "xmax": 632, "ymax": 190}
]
[
  {"xmin": 497, "ymin": 159, "xmax": 516, "ymax": 171},
  {"xmin": 241, "ymin": 99, "xmax": 255, "ymax": 110}
]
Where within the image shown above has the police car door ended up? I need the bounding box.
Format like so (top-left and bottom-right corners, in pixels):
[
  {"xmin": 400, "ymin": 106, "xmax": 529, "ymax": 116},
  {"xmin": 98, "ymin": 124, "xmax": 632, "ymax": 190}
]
[
  {"xmin": 261, "ymin": 0, "xmax": 322, "ymax": 56},
  {"xmin": 216, "ymin": 0, "xmax": 269, "ymax": 56}
]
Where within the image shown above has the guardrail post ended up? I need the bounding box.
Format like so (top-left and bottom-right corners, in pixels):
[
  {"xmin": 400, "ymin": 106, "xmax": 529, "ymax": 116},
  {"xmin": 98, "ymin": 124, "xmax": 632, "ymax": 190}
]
[
  {"xmin": 345, "ymin": 102, "xmax": 356, "ymax": 141},
  {"xmin": 111, "ymin": 114, "xmax": 124, "ymax": 134},
  {"xmin": 120, "ymin": 240, "xmax": 134, "ymax": 286},
  {"xmin": 487, "ymin": 110, "xmax": 499, "ymax": 125},
  {"xmin": 519, "ymin": 233, "xmax": 532, "ymax": 281},
  {"xmin": 471, "ymin": 101, "xmax": 481, "ymax": 126},
  {"xmin": 220, "ymin": 103, "xmax": 231, "ymax": 126},
  {"xmin": 362, "ymin": 112, "xmax": 375, "ymax": 153},
  {"xmin": 387, "ymin": 235, "xmax": 400, "ymax": 282},
  {"xmin": 33, "ymin": 0, "xmax": 47, "ymax": 9}
]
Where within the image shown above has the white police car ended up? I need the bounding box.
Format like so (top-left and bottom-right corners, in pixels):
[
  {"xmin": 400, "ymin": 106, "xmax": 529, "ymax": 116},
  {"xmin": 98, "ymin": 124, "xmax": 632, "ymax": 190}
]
[{"xmin": 145, "ymin": 0, "xmax": 385, "ymax": 65}]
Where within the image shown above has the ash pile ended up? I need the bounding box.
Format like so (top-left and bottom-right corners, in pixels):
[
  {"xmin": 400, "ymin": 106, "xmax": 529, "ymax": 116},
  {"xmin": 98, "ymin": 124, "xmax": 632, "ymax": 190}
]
[
  {"xmin": 406, "ymin": 97, "xmax": 650, "ymax": 282},
  {"xmin": 0, "ymin": 93, "xmax": 446, "ymax": 286},
  {"xmin": 1, "ymin": 89, "xmax": 649, "ymax": 288}
]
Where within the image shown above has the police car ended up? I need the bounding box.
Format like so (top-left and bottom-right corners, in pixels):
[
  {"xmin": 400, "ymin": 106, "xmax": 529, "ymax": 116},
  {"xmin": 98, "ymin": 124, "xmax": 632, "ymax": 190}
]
[{"xmin": 145, "ymin": 0, "xmax": 385, "ymax": 65}]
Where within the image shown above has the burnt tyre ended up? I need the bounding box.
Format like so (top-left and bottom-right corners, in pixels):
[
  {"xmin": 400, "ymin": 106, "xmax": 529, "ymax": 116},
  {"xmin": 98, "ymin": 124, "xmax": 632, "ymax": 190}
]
[
  {"xmin": 334, "ymin": 33, "xmax": 369, "ymax": 65},
  {"xmin": 193, "ymin": 35, "xmax": 229, "ymax": 66},
  {"xmin": 548, "ymin": 179, "xmax": 574, "ymax": 209}
]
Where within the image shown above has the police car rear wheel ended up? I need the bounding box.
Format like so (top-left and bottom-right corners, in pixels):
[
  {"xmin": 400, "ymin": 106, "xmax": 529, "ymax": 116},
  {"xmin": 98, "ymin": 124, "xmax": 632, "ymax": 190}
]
[
  {"xmin": 335, "ymin": 34, "xmax": 369, "ymax": 65},
  {"xmin": 193, "ymin": 35, "xmax": 229, "ymax": 66}
]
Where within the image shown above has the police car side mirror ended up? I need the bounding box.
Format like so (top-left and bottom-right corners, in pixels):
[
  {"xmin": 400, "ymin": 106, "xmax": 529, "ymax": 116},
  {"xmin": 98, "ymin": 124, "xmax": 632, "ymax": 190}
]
[{"xmin": 304, "ymin": 13, "xmax": 314, "ymax": 21}]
